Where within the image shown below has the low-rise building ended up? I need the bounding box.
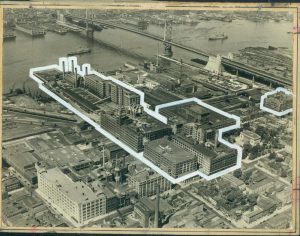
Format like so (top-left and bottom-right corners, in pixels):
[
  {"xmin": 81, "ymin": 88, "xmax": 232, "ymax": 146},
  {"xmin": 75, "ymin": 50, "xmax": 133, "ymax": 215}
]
[
  {"xmin": 3, "ymin": 177, "xmax": 22, "ymax": 193},
  {"xmin": 223, "ymin": 173, "xmax": 246, "ymax": 190},
  {"xmin": 240, "ymin": 130, "xmax": 261, "ymax": 146},
  {"xmin": 246, "ymin": 176, "xmax": 274, "ymax": 194}
]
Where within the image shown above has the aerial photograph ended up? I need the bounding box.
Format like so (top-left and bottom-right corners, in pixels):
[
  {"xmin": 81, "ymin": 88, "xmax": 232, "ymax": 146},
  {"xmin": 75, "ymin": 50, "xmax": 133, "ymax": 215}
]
[{"xmin": 1, "ymin": 7, "xmax": 294, "ymax": 231}]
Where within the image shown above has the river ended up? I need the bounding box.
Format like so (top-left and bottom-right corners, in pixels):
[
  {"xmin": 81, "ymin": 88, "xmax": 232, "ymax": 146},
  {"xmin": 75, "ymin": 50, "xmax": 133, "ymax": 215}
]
[{"xmin": 3, "ymin": 18, "xmax": 292, "ymax": 94}]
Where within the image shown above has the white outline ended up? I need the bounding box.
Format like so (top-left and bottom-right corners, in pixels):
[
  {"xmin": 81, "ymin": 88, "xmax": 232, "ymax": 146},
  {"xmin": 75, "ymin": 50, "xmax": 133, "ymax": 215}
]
[
  {"xmin": 260, "ymin": 87, "xmax": 293, "ymax": 116},
  {"xmin": 29, "ymin": 57, "xmax": 242, "ymax": 184}
]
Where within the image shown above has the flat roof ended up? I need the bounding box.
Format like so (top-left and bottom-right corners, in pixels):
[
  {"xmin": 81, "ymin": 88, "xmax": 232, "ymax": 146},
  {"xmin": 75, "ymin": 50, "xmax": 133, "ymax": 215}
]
[
  {"xmin": 241, "ymin": 130, "xmax": 261, "ymax": 140},
  {"xmin": 45, "ymin": 146, "xmax": 91, "ymax": 167},
  {"xmin": 131, "ymin": 169, "xmax": 161, "ymax": 181},
  {"xmin": 146, "ymin": 138, "xmax": 196, "ymax": 164},
  {"xmin": 7, "ymin": 151, "xmax": 38, "ymax": 169},
  {"xmin": 40, "ymin": 167, "xmax": 104, "ymax": 203}
]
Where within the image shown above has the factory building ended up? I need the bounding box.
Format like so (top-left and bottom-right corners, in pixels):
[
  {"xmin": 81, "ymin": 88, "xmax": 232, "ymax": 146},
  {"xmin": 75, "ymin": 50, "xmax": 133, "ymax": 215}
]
[
  {"xmin": 144, "ymin": 138, "xmax": 198, "ymax": 178},
  {"xmin": 128, "ymin": 169, "xmax": 172, "ymax": 198},
  {"xmin": 84, "ymin": 74, "xmax": 107, "ymax": 98},
  {"xmin": 170, "ymin": 134, "xmax": 236, "ymax": 175},
  {"xmin": 36, "ymin": 164, "xmax": 106, "ymax": 226},
  {"xmin": 199, "ymin": 147, "xmax": 237, "ymax": 175},
  {"xmin": 105, "ymin": 81, "xmax": 140, "ymax": 106},
  {"xmin": 264, "ymin": 91, "xmax": 292, "ymax": 112},
  {"xmin": 100, "ymin": 111, "xmax": 172, "ymax": 153}
]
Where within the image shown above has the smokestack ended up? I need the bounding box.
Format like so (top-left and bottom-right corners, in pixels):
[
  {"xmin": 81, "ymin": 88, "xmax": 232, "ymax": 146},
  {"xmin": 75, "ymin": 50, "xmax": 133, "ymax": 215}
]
[
  {"xmin": 74, "ymin": 68, "xmax": 78, "ymax": 88},
  {"xmin": 154, "ymin": 184, "xmax": 160, "ymax": 228},
  {"xmin": 215, "ymin": 130, "xmax": 219, "ymax": 148},
  {"xmin": 62, "ymin": 61, "xmax": 65, "ymax": 79},
  {"xmin": 102, "ymin": 145, "xmax": 105, "ymax": 167},
  {"xmin": 71, "ymin": 60, "xmax": 75, "ymax": 73}
]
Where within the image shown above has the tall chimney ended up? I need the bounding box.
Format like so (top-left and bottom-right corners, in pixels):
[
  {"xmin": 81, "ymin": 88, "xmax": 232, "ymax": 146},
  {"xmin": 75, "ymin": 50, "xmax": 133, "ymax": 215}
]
[
  {"xmin": 62, "ymin": 61, "xmax": 65, "ymax": 79},
  {"xmin": 71, "ymin": 60, "xmax": 75, "ymax": 73},
  {"xmin": 102, "ymin": 145, "xmax": 105, "ymax": 167},
  {"xmin": 214, "ymin": 130, "xmax": 219, "ymax": 148},
  {"xmin": 74, "ymin": 68, "xmax": 78, "ymax": 88},
  {"xmin": 154, "ymin": 184, "xmax": 160, "ymax": 228}
]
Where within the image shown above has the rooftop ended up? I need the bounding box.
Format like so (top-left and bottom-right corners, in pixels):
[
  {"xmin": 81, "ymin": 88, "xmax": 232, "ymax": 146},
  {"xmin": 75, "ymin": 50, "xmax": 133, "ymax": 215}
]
[
  {"xmin": 130, "ymin": 168, "xmax": 161, "ymax": 182},
  {"xmin": 241, "ymin": 130, "xmax": 261, "ymax": 140},
  {"xmin": 146, "ymin": 138, "xmax": 196, "ymax": 164},
  {"xmin": 39, "ymin": 167, "xmax": 105, "ymax": 203}
]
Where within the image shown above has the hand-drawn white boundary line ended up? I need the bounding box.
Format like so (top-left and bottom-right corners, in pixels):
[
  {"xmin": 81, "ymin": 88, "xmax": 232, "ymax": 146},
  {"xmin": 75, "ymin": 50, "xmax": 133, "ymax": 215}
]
[
  {"xmin": 29, "ymin": 57, "xmax": 242, "ymax": 184},
  {"xmin": 260, "ymin": 87, "xmax": 293, "ymax": 116}
]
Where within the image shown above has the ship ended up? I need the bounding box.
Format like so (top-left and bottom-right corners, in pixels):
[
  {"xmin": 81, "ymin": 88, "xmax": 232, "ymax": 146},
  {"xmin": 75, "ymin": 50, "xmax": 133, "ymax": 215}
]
[
  {"xmin": 208, "ymin": 33, "xmax": 228, "ymax": 41},
  {"xmin": 67, "ymin": 47, "xmax": 91, "ymax": 56},
  {"xmin": 3, "ymin": 31, "xmax": 16, "ymax": 41}
]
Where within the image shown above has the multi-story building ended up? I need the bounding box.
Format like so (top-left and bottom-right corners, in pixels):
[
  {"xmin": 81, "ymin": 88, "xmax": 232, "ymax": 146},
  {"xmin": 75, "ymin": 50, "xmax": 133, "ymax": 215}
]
[
  {"xmin": 123, "ymin": 89, "xmax": 140, "ymax": 107},
  {"xmin": 171, "ymin": 134, "xmax": 205, "ymax": 162},
  {"xmin": 183, "ymin": 123, "xmax": 196, "ymax": 137},
  {"xmin": 100, "ymin": 112, "xmax": 144, "ymax": 152},
  {"xmin": 84, "ymin": 74, "xmax": 107, "ymax": 98},
  {"xmin": 170, "ymin": 134, "xmax": 237, "ymax": 175},
  {"xmin": 191, "ymin": 125, "xmax": 214, "ymax": 144},
  {"xmin": 64, "ymin": 72, "xmax": 80, "ymax": 88},
  {"xmin": 240, "ymin": 130, "xmax": 261, "ymax": 146},
  {"xmin": 144, "ymin": 138, "xmax": 198, "ymax": 178},
  {"xmin": 36, "ymin": 164, "xmax": 106, "ymax": 226},
  {"xmin": 105, "ymin": 81, "xmax": 140, "ymax": 107},
  {"xmin": 264, "ymin": 91, "xmax": 292, "ymax": 112},
  {"xmin": 199, "ymin": 146, "xmax": 237, "ymax": 176},
  {"xmin": 134, "ymin": 197, "xmax": 155, "ymax": 227},
  {"xmin": 100, "ymin": 112, "xmax": 172, "ymax": 153},
  {"xmin": 128, "ymin": 169, "xmax": 172, "ymax": 198}
]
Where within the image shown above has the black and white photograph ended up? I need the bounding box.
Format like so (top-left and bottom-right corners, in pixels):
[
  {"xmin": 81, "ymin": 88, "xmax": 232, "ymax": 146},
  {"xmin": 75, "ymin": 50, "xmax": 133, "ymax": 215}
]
[{"xmin": 0, "ymin": 4, "xmax": 298, "ymax": 234}]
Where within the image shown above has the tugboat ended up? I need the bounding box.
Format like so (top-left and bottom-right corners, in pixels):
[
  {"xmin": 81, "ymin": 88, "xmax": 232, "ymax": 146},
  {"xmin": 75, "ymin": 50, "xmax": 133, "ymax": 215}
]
[
  {"xmin": 208, "ymin": 33, "xmax": 228, "ymax": 41},
  {"xmin": 67, "ymin": 47, "xmax": 91, "ymax": 56}
]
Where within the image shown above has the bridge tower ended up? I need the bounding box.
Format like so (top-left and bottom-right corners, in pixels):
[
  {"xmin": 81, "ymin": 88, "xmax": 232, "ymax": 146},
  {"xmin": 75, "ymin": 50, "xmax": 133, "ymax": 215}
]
[
  {"xmin": 56, "ymin": 10, "xmax": 66, "ymax": 24},
  {"xmin": 85, "ymin": 9, "xmax": 94, "ymax": 40},
  {"xmin": 163, "ymin": 20, "xmax": 173, "ymax": 57}
]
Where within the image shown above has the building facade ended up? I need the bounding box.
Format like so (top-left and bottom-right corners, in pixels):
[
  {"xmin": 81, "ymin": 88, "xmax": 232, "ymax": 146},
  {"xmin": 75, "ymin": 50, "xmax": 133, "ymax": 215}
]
[
  {"xmin": 128, "ymin": 169, "xmax": 172, "ymax": 198},
  {"xmin": 84, "ymin": 74, "xmax": 107, "ymax": 98},
  {"xmin": 36, "ymin": 165, "xmax": 106, "ymax": 226},
  {"xmin": 144, "ymin": 138, "xmax": 197, "ymax": 178},
  {"xmin": 240, "ymin": 130, "xmax": 261, "ymax": 146}
]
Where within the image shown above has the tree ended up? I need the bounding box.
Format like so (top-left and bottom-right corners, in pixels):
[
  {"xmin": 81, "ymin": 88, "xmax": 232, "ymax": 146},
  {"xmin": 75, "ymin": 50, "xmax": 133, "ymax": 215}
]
[
  {"xmin": 275, "ymin": 157, "xmax": 284, "ymax": 162},
  {"xmin": 243, "ymin": 122, "xmax": 250, "ymax": 130},
  {"xmin": 243, "ymin": 143, "xmax": 252, "ymax": 159},
  {"xmin": 280, "ymin": 168, "xmax": 287, "ymax": 178},
  {"xmin": 233, "ymin": 169, "xmax": 242, "ymax": 179},
  {"xmin": 268, "ymin": 152, "xmax": 277, "ymax": 160},
  {"xmin": 247, "ymin": 194, "xmax": 258, "ymax": 206}
]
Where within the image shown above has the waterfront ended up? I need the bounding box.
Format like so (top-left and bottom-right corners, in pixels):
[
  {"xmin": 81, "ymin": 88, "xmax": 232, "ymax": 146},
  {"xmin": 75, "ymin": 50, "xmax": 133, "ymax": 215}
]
[
  {"xmin": 2, "ymin": 8, "xmax": 294, "ymax": 231},
  {"xmin": 3, "ymin": 18, "xmax": 292, "ymax": 94}
]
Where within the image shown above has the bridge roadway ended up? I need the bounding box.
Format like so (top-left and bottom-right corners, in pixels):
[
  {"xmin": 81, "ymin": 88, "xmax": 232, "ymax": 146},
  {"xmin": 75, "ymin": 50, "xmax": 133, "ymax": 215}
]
[{"xmin": 67, "ymin": 15, "xmax": 292, "ymax": 87}]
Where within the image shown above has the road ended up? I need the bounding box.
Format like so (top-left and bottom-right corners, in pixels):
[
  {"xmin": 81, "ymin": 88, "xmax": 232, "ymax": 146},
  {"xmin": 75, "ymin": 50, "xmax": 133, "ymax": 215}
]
[
  {"xmin": 181, "ymin": 186, "xmax": 236, "ymax": 228},
  {"xmin": 242, "ymin": 148, "xmax": 285, "ymax": 165},
  {"xmin": 246, "ymin": 204, "xmax": 292, "ymax": 228},
  {"xmin": 255, "ymin": 164, "xmax": 291, "ymax": 186}
]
